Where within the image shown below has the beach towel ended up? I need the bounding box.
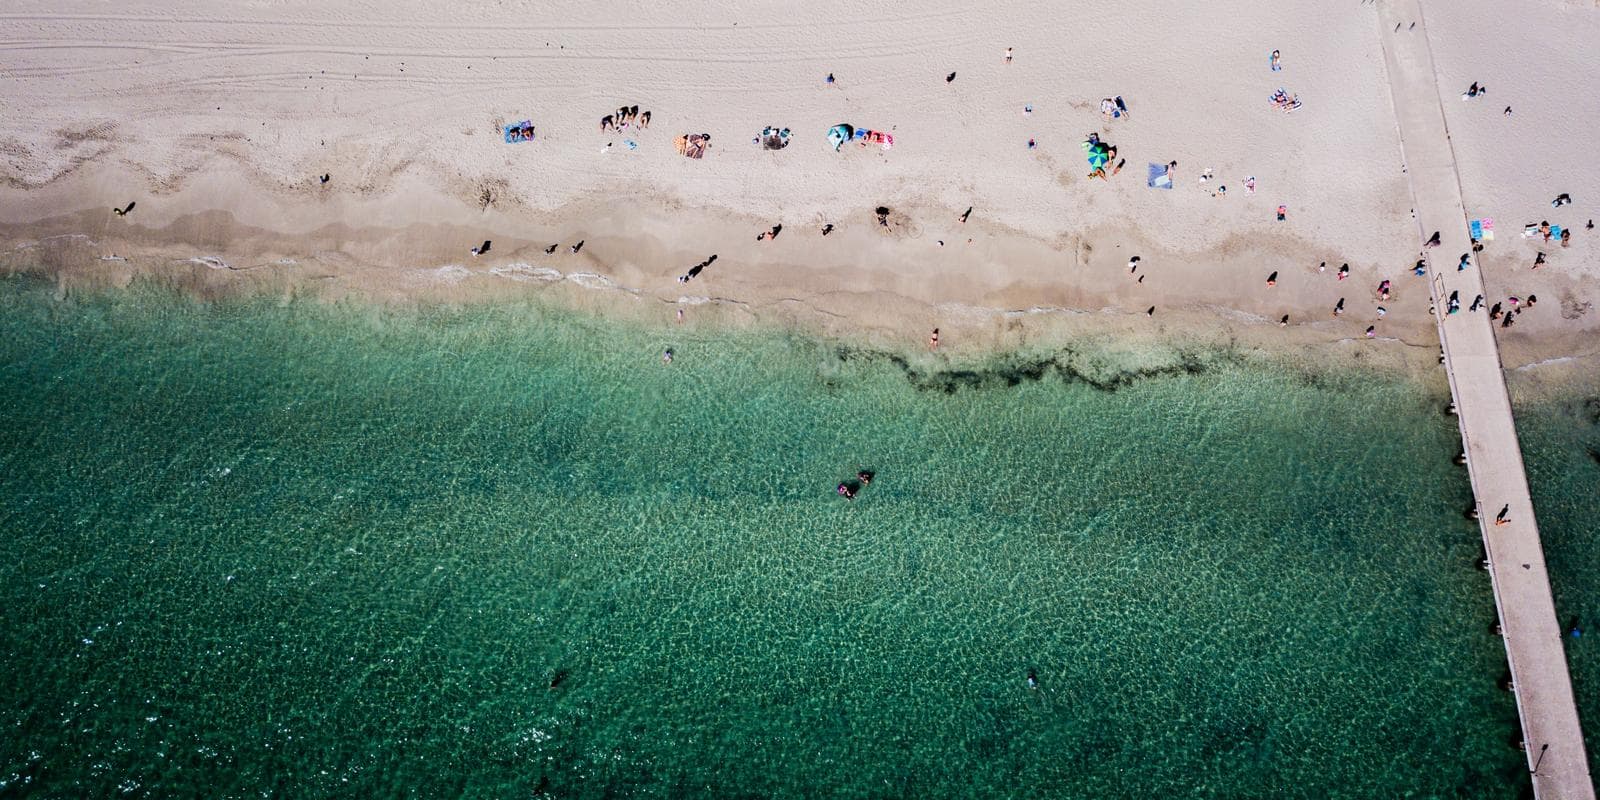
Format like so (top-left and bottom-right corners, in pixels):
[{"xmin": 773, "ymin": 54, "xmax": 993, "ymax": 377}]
[
  {"xmin": 851, "ymin": 128, "xmax": 895, "ymax": 150},
  {"xmin": 503, "ymin": 120, "xmax": 535, "ymax": 143},
  {"xmin": 1470, "ymin": 219, "xmax": 1483, "ymax": 241},
  {"xmin": 1481, "ymin": 218, "xmax": 1494, "ymax": 241},
  {"xmin": 1147, "ymin": 163, "xmax": 1172, "ymax": 189},
  {"xmin": 761, "ymin": 126, "xmax": 792, "ymax": 151}
]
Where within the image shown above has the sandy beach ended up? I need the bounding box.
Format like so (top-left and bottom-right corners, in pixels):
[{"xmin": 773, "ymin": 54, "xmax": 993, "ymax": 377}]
[{"xmin": 0, "ymin": 0, "xmax": 1595, "ymax": 371}]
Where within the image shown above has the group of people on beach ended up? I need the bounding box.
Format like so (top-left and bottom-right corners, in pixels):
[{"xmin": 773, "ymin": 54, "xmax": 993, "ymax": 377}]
[
  {"xmin": 467, "ymin": 48, "xmax": 1589, "ymax": 436},
  {"xmin": 677, "ymin": 254, "xmax": 716, "ymax": 283},
  {"xmin": 599, "ymin": 105, "xmax": 650, "ymax": 131}
]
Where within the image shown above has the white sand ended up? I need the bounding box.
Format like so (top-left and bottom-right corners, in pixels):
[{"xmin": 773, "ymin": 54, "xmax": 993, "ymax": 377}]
[{"xmin": 0, "ymin": 0, "xmax": 1594, "ymax": 366}]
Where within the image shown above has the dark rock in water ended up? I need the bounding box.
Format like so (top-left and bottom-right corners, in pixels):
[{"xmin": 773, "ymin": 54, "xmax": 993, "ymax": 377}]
[{"xmin": 1586, "ymin": 447, "xmax": 1600, "ymax": 466}]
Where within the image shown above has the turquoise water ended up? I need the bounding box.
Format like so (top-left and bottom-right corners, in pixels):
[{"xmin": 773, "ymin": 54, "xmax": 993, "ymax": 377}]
[
  {"xmin": 1517, "ymin": 388, "xmax": 1600, "ymax": 776},
  {"xmin": 0, "ymin": 277, "xmax": 1535, "ymax": 797}
]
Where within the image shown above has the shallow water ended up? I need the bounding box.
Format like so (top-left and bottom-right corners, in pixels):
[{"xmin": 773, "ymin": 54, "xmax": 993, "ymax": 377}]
[
  {"xmin": 0, "ymin": 278, "xmax": 1535, "ymax": 797},
  {"xmin": 1516, "ymin": 389, "xmax": 1600, "ymax": 775}
]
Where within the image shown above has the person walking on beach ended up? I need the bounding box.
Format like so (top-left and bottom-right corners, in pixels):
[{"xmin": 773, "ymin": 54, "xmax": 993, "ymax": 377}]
[
  {"xmin": 946, "ymin": 71, "xmax": 957, "ymax": 83},
  {"xmin": 929, "ymin": 328, "xmax": 940, "ymax": 349},
  {"xmin": 821, "ymin": 223, "xmax": 834, "ymax": 236},
  {"xmin": 1333, "ymin": 298, "xmax": 1345, "ymax": 316},
  {"xmin": 1269, "ymin": 50, "xmax": 1282, "ymax": 71},
  {"xmin": 1266, "ymin": 271, "xmax": 1277, "ymax": 287},
  {"xmin": 570, "ymin": 240, "xmax": 585, "ymax": 254},
  {"xmin": 1378, "ymin": 279, "xmax": 1391, "ymax": 300},
  {"xmin": 1534, "ymin": 252, "xmax": 1546, "ymax": 268},
  {"xmin": 1425, "ymin": 231, "xmax": 1442, "ymax": 248},
  {"xmin": 1470, "ymin": 294, "xmax": 1484, "ymax": 312},
  {"xmin": 1495, "ymin": 504, "xmax": 1511, "ymax": 526},
  {"xmin": 1457, "ymin": 253, "xmax": 1470, "ymax": 271},
  {"xmin": 1553, "ymin": 193, "xmax": 1573, "ymax": 207},
  {"xmin": 1004, "ymin": 47, "xmax": 1013, "ymax": 64},
  {"xmin": 1337, "ymin": 263, "xmax": 1349, "ymax": 281}
]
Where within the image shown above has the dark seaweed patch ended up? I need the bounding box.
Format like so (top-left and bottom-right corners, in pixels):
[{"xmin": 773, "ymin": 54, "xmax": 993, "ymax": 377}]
[{"xmin": 832, "ymin": 345, "xmax": 1219, "ymax": 394}]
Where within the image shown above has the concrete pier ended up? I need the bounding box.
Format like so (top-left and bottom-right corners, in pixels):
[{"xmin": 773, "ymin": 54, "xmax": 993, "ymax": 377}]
[{"xmin": 1375, "ymin": 1, "xmax": 1593, "ymax": 796}]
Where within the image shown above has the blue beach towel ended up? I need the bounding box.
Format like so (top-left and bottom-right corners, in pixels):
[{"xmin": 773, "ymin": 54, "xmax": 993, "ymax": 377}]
[
  {"xmin": 503, "ymin": 120, "xmax": 536, "ymax": 143},
  {"xmin": 1147, "ymin": 163, "xmax": 1173, "ymax": 189},
  {"xmin": 1469, "ymin": 219, "xmax": 1483, "ymax": 240}
]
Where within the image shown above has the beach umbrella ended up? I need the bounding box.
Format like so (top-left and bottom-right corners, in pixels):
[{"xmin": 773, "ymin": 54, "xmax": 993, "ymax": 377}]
[
  {"xmin": 1084, "ymin": 141, "xmax": 1110, "ymax": 170},
  {"xmin": 827, "ymin": 124, "xmax": 854, "ymax": 152}
]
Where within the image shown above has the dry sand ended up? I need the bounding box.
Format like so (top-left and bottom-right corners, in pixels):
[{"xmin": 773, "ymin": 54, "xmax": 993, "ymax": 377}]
[{"xmin": 0, "ymin": 0, "xmax": 1594, "ymax": 371}]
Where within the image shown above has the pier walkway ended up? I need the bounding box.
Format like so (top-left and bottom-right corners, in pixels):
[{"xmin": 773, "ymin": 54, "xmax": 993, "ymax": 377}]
[{"xmin": 1375, "ymin": 1, "xmax": 1593, "ymax": 796}]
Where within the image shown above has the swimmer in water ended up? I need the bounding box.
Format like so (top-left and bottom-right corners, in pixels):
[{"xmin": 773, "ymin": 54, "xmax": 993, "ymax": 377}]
[
  {"xmin": 857, "ymin": 470, "xmax": 874, "ymax": 485},
  {"xmin": 1027, "ymin": 670, "xmax": 1039, "ymax": 689},
  {"xmin": 662, "ymin": 348, "xmax": 673, "ymax": 364},
  {"xmin": 836, "ymin": 483, "xmax": 856, "ymax": 500}
]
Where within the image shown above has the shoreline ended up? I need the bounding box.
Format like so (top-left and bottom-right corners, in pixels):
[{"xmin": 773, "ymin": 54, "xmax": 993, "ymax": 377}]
[{"xmin": 3, "ymin": 163, "xmax": 1595, "ymax": 388}]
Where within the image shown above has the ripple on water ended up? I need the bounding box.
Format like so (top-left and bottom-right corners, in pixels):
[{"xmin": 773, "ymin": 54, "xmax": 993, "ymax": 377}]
[{"xmin": 0, "ymin": 277, "xmax": 1532, "ymax": 797}]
